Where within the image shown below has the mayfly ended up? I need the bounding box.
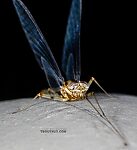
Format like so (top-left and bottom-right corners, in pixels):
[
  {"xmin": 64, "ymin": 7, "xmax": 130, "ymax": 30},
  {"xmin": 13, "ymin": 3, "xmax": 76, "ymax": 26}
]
[{"xmin": 12, "ymin": 0, "xmax": 127, "ymax": 145}]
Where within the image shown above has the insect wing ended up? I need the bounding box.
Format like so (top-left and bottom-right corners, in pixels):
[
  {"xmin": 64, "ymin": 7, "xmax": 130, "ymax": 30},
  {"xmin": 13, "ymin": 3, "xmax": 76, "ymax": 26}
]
[
  {"xmin": 62, "ymin": 0, "xmax": 82, "ymax": 81},
  {"xmin": 12, "ymin": 0, "xmax": 64, "ymax": 88},
  {"xmin": 66, "ymin": 53, "xmax": 75, "ymax": 80},
  {"xmin": 41, "ymin": 57, "xmax": 62, "ymax": 88}
]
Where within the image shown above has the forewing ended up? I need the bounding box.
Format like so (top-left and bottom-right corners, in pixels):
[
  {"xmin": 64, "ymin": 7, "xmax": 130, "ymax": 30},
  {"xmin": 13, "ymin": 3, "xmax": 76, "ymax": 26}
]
[
  {"xmin": 41, "ymin": 57, "xmax": 62, "ymax": 88},
  {"xmin": 66, "ymin": 53, "xmax": 75, "ymax": 80},
  {"xmin": 62, "ymin": 0, "xmax": 82, "ymax": 81},
  {"xmin": 12, "ymin": 0, "xmax": 64, "ymax": 88}
]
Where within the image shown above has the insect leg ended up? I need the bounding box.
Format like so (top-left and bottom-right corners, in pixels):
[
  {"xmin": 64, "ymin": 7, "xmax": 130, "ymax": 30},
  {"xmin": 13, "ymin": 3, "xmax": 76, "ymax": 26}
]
[
  {"xmin": 86, "ymin": 95, "xmax": 128, "ymax": 146},
  {"xmin": 11, "ymin": 98, "xmax": 48, "ymax": 114},
  {"xmin": 11, "ymin": 89, "xmax": 55, "ymax": 114},
  {"xmin": 33, "ymin": 88, "xmax": 56, "ymax": 100},
  {"xmin": 33, "ymin": 89, "xmax": 51, "ymax": 99},
  {"xmin": 88, "ymin": 77, "xmax": 112, "ymax": 98},
  {"xmin": 86, "ymin": 93, "xmax": 105, "ymax": 118},
  {"xmin": 33, "ymin": 93, "xmax": 41, "ymax": 99}
]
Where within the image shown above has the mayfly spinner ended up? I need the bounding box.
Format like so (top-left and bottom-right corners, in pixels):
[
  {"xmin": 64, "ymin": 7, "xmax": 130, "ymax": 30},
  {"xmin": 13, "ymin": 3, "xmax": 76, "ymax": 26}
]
[{"xmin": 12, "ymin": 0, "xmax": 127, "ymax": 146}]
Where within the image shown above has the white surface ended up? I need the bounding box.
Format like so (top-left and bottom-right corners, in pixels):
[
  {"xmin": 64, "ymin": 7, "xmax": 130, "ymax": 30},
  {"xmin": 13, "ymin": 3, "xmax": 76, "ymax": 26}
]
[{"xmin": 0, "ymin": 94, "xmax": 137, "ymax": 150}]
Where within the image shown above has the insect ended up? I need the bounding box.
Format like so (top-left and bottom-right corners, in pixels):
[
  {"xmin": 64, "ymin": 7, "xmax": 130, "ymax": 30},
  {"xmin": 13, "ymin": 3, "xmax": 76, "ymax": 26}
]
[{"xmin": 12, "ymin": 0, "xmax": 127, "ymax": 146}]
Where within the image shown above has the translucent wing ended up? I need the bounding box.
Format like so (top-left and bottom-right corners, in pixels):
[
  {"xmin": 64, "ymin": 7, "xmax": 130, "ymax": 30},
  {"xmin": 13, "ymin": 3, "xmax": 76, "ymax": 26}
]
[
  {"xmin": 41, "ymin": 57, "xmax": 62, "ymax": 88},
  {"xmin": 62, "ymin": 0, "xmax": 82, "ymax": 81},
  {"xmin": 12, "ymin": 0, "xmax": 64, "ymax": 88}
]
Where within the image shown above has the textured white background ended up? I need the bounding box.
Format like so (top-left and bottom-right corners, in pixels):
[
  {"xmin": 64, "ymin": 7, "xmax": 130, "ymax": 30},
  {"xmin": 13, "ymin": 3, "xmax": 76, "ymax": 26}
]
[{"xmin": 0, "ymin": 94, "xmax": 137, "ymax": 150}]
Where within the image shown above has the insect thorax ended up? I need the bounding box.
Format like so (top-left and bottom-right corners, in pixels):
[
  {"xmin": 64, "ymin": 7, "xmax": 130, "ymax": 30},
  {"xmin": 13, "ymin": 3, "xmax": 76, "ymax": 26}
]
[{"xmin": 60, "ymin": 81, "xmax": 89, "ymax": 101}]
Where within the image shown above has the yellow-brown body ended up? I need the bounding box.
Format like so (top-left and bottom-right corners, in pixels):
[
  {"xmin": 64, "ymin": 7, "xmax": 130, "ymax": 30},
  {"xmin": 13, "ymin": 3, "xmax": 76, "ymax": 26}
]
[
  {"xmin": 35, "ymin": 77, "xmax": 109, "ymax": 101},
  {"xmin": 60, "ymin": 81, "xmax": 89, "ymax": 101}
]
